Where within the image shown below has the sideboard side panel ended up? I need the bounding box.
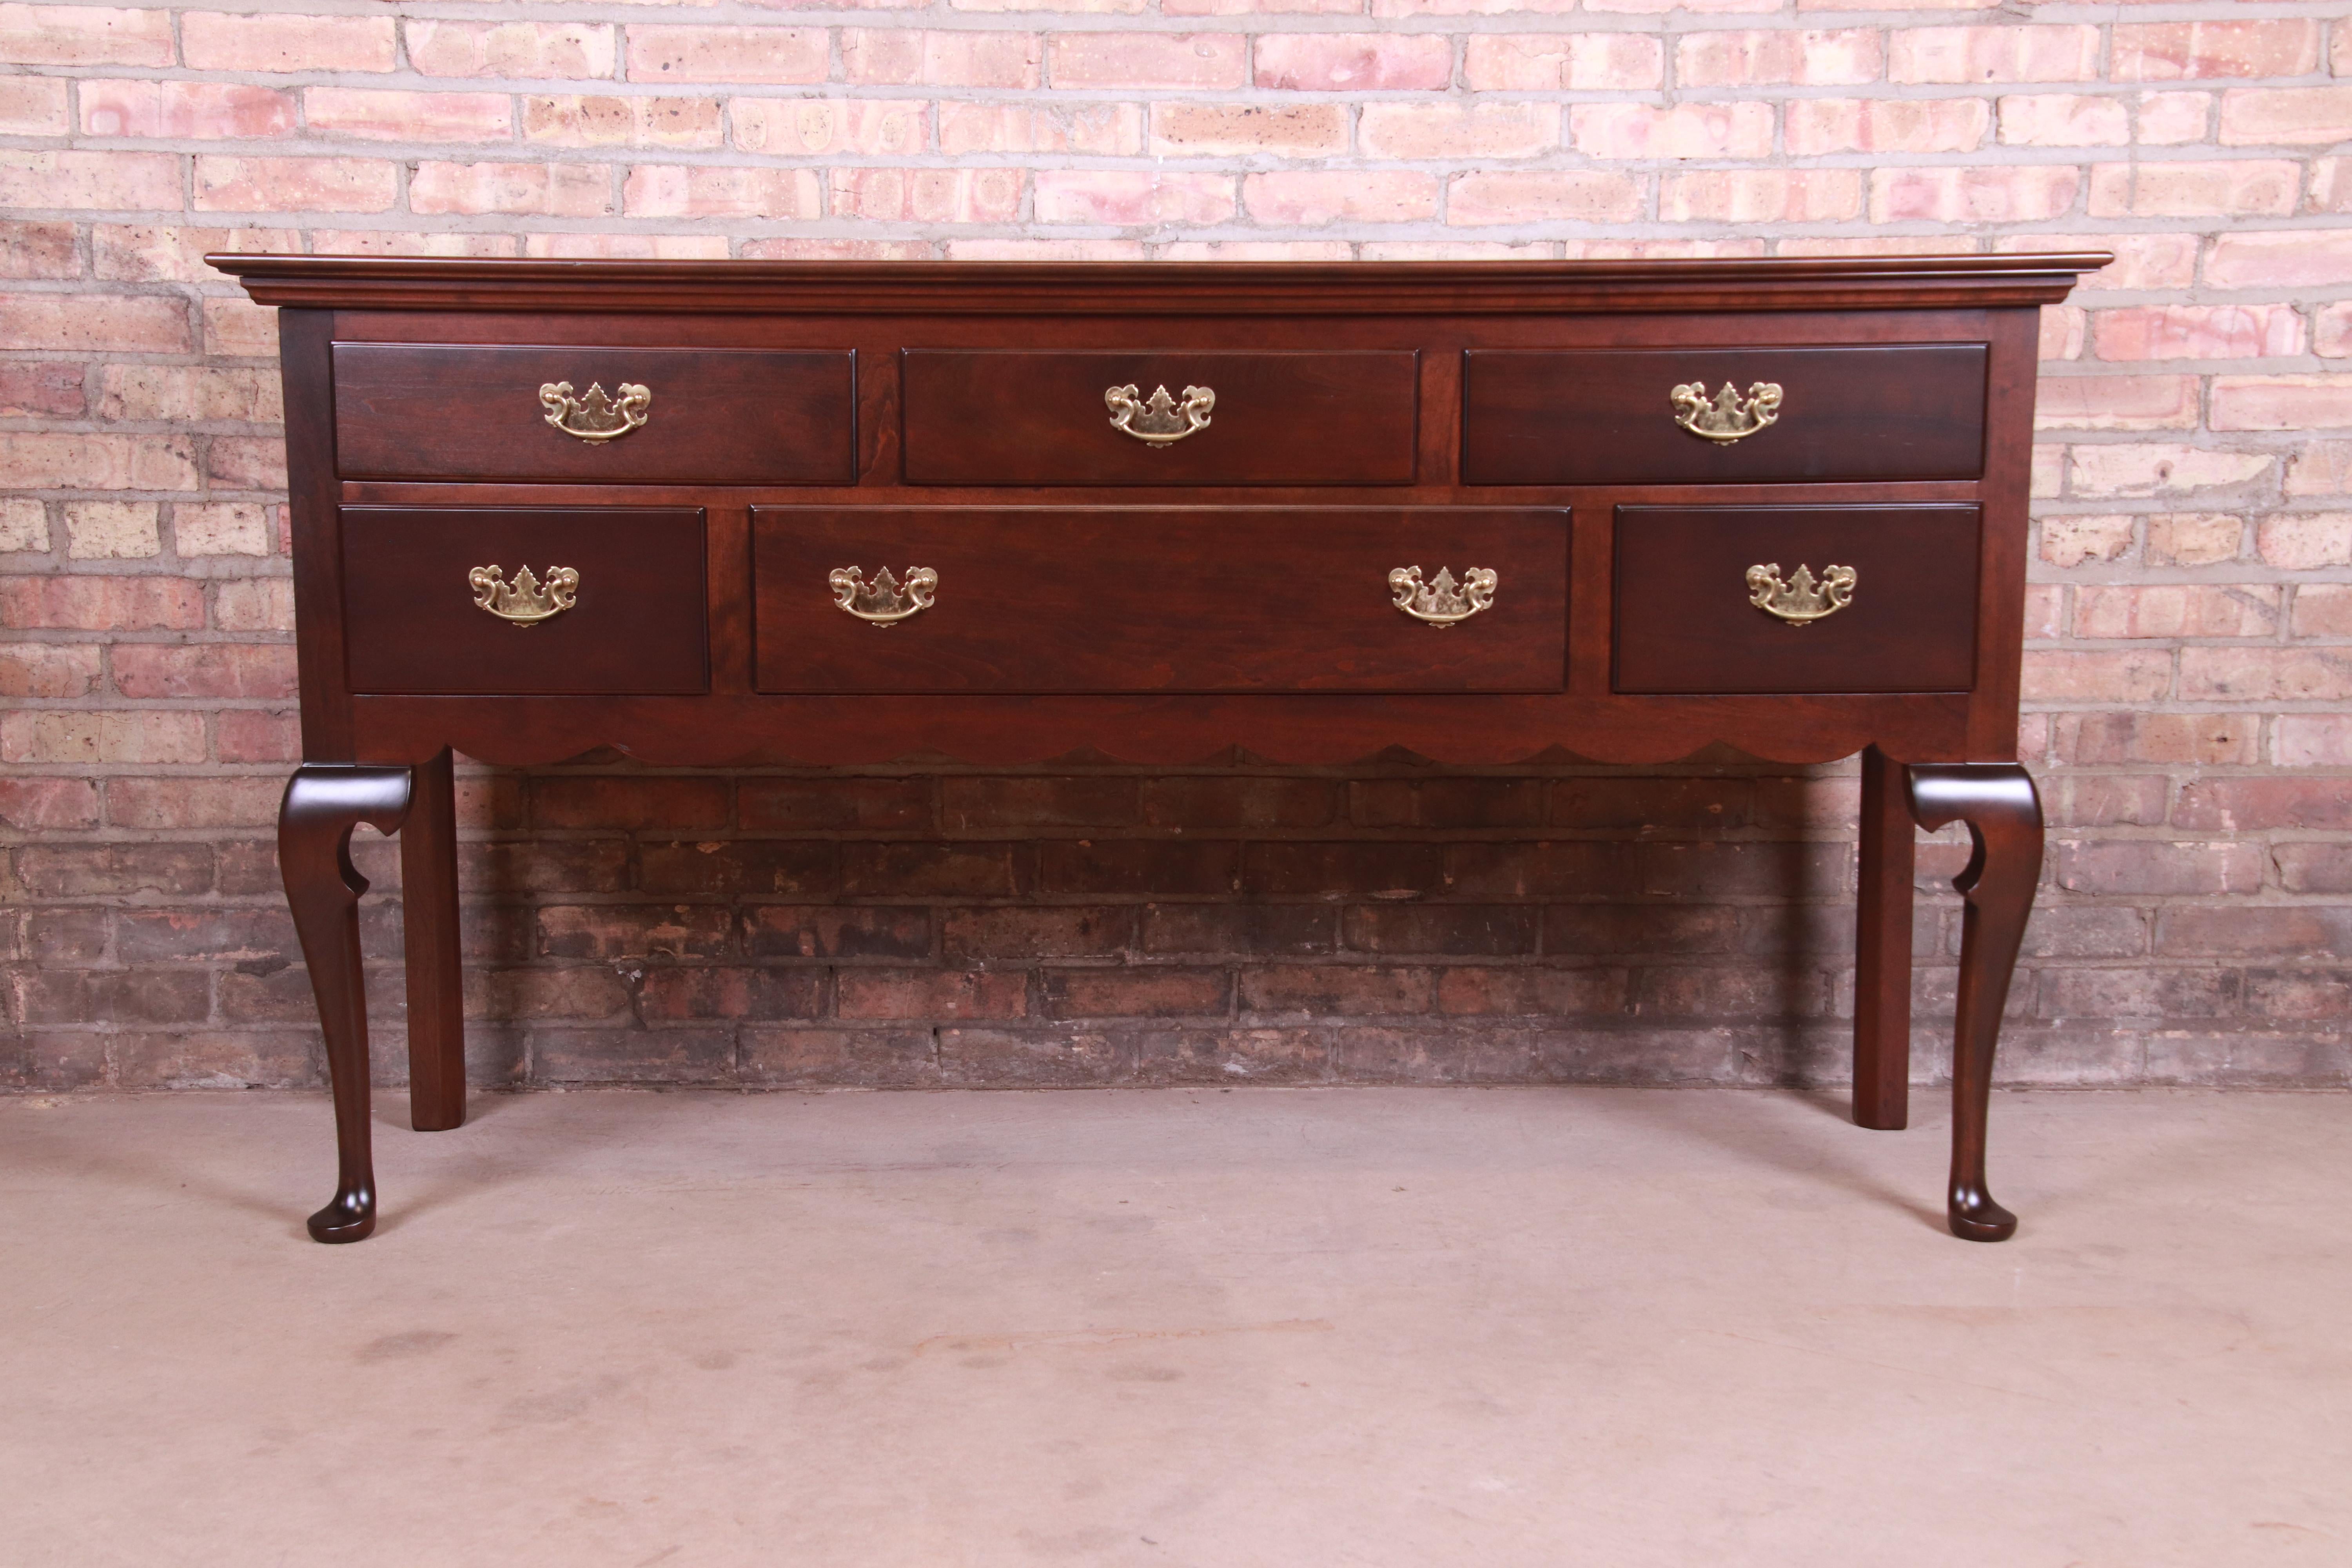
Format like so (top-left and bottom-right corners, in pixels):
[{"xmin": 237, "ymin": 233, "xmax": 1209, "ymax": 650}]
[
  {"xmin": 281, "ymin": 308, "xmax": 355, "ymax": 760},
  {"xmin": 1967, "ymin": 306, "xmax": 2043, "ymax": 761}
]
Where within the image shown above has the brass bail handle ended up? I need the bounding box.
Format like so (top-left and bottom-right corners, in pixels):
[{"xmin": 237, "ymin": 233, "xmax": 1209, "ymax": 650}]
[
  {"xmin": 1672, "ymin": 380, "xmax": 1782, "ymax": 443},
  {"xmin": 831, "ymin": 566, "xmax": 937, "ymax": 625},
  {"xmin": 470, "ymin": 564, "xmax": 579, "ymax": 627},
  {"xmin": 1106, "ymin": 383, "xmax": 1214, "ymax": 445},
  {"xmin": 1747, "ymin": 562, "xmax": 1855, "ymax": 625},
  {"xmin": 1390, "ymin": 566, "xmax": 1497, "ymax": 628},
  {"xmin": 541, "ymin": 380, "xmax": 650, "ymax": 442}
]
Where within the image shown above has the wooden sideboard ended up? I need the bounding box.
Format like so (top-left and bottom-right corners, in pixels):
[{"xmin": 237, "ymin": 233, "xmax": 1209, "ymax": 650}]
[{"xmin": 214, "ymin": 252, "xmax": 2107, "ymax": 1245}]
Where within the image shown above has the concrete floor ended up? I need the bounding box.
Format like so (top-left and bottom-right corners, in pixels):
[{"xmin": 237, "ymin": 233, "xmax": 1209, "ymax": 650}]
[{"xmin": 1, "ymin": 1087, "xmax": 2346, "ymax": 1568}]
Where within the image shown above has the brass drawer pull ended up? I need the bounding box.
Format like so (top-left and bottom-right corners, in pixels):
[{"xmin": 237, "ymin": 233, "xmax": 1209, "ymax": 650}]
[
  {"xmin": 540, "ymin": 379, "xmax": 650, "ymax": 442},
  {"xmin": 1747, "ymin": 562, "xmax": 1855, "ymax": 625},
  {"xmin": 1672, "ymin": 380, "xmax": 1782, "ymax": 443},
  {"xmin": 1106, "ymin": 382, "xmax": 1214, "ymax": 445},
  {"xmin": 469, "ymin": 564, "xmax": 578, "ymax": 628},
  {"xmin": 1390, "ymin": 565, "xmax": 1497, "ymax": 628},
  {"xmin": 831, "ymin": 565, "xmax": 936, "ymax": 625}
]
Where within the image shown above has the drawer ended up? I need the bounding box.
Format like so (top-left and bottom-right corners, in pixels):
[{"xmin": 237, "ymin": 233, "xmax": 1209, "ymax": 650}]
[
  {"xmin": 1613, "ymin": 504, "xmax": 1978, "ymax": 694},
  {"xmin": 1463, "ymin": 345, "xmax": 1987, "ymax": 485},
  {"xmin": 332, "ymin": 344, "xmax": 855, "ymax": 484},
  {"xmin": 751, "ymin": 507, "xmax": 1563, "ymax": 693},
  {"xmin": 900, "ymin": 351, "xmax": 1419, "ymax": 486},
  {"xmin": 341, "ymin": 506, "xmax": 708, "ymax": 695}
]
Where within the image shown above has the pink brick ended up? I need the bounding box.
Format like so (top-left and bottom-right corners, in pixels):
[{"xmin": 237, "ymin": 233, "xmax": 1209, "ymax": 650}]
[
  {"xmin": 411, "ymin": 162, "xmax": 613, "ymax": 218},
  {"xmin": 113, "ymin": 644, "xmax": 298, "ymax": 700},
  {"xmin": 1675, "ymin": 29, "xmax": 1880, "ymax": 87},
  {"xmin": 2018, "ymin": 650, "xmax": 2171, "ymax": 703},
  {"xmin": 522, "ymin": 234, "xmax": 730, "ymax": 260},
  {"xmin": 832, "ymin": 167, "xmax": 1024, "ymax": 223},
  {"xmin": 1447, "ymin": 170, "xmax": 1641, "ymax": 225},
  {"xmin": 98, "ymin": 365, "xmax": 279, "ymax": 422},
  {"xmin": 1998, "ymin": 94, "xmax": 2129, "ymax": 146},
  {"xmin": 2276, "ymin": 716, "xmax": 2352, "ymax": 768},
  {"xmin": 1589, "ymin": 0, "xmax": 1776, "ymax": 12},
  {"xmin": 79, "ymin": 80, "xmax": 294, "ymax": 140},
  {"xmin": 631, "ymin": 26, "xmax": 827, "ymax": 85},
  {"xmin": 2178, "ymin": 647, "xmax": 2352, "ymax": 703},
  {"xmin": 0, "ymin": 644, "xmax": 100, "ymax": 698},
  {"xmin": 211, "ymin": 577, "xmax": 294, "ymax": 632},
  {"xmin": 2143, "ymin": 513, "xmax": 2242, "ymax": 567},
  {"xmin": 1373, "ymin": 0, "xmax": 1575, "ymax": 13},
  {"xmin": 2205, "ymin": 231, "xmax": 2352, "ymax": 288},
  {"xmin": 0, "ymin": 574, "xmax": 204, "ymax": 630},
  {"xmin": 2256, "ymin": 513, "xmax": 2352, "ymax": 568},
  {"xmin": 92, "ymin": 223, "xmax": 294, "ymax": 282},
  {"xmin": 205, "ymin": 437, "xmax": 284, "ymax": 490},
  {"xmin": 733, "ymin": 98, "xmax": 925, "ymax": 156},
  {"xmin": 2288, "ymin": 445, "xmax": 2352, "ymax": 498},
  {"xmin": 2092, "ymin": 304, "xmax": 2305, "ymax": 361},
  {"xmin": 2033, "ymin": 374, "xmax": 2198, "ymax": 430},
  {"xmin": 2068, "ymin": 443, "xmax": 2271, "ymax": 497},
  {"xmin": 216, "ymin": 709, "xmax": 299, "ymax": 762},
  {"xmin": 2041, "ymin": 304, "xmax": 2085, "ymax": 360},
  {"xmin": 1870, "ymin": 165, "xmax": 2080, "ymax": 223},
  {"xmin": 2315, "ymin": 159, "xmax": 2352, "ymax": 216},
  {"xmin": 2211, "ymin": 375, "xmax": 2352, "ymax": 432},
  {"xmin": 2319, "ymin": 303, "xmax": 2352, "ymax": 359},
  {"xmin": 0, "ymin": 711, "xmax": 209, "ymax": 765},
  {"xmin": 1245, "ymin": 169, "xmax": 1440, "ymax": 224},
  {"xmin": 1149, "ymin": 103, "xmax": 1342, "ymax": 157},
  {"xmin": 0, "ymin": 293, "xmax": 189, "ymax": 354},
  {"xmin": 0, "ymin": 777, "xmax": 99, "ymax": 829},
  {"xmin": 1173, "ymin": 0, "xmax": 1359, "ymax": 12},
  {"xmin": 1997, "ymin": 232, "xmax": 2196, "ymax": 292},
  {"xmin": 403, "ymin": 21, "xmax": 615, "ymax": 80},
  {"xmin": 1049, "ymin": 31, "xmax": 1242, "ymax": 89},
  {"xmin": 1463, "ymin": 34, "xmax": 1664, "ymax": 91},
  {"xmin": 173, "ymin": 501, "xmax": 275, "ymax": 556},
  {"xmin": 305, "ymin": 230, "xmax": 518, "ymax": 259},
  {"xmin": 2220, "ymin": 86, "xmax": 2352, "ymax": 147},
  {"xmin": 1254, "ymin": 33, "xmax": 1452, "ymax": 90},
  {"xmin": 1662, "ymin": 169, "xmax": 1860, "ymax": 223},
  {"xmin": 0, "ymin": 150, "xmax": 179, "ymax": 210},
  {"xmin": 526, "ymin": 95, "xmax": 726, "ymax": 151},
  {"xmin": 1034, "ymin": 170, "xmax": 1236, "ymax": 225},
  {"xmin": 2075, "ymin": 584, "xmax": 2279, "ymax": 639},
  {"xmin": 944, "ymin": 101, "xmax": 1141, "ymax": 155},
  {"xmin": 946, "ymin": 238, "xmax": 1145, "ymax": 259},
  {"xmin": 1163, "ymin": 240, "xmax": 1354, "ymax": 258},
  {"xmin": 2037, "ymin": 514, "xmax": 2133, "ymax": 567},
  {"xmin": 106, "ymin": 777, "xmax": 285, "ymax": 831},
  {"xmin": 306, "ymin": 89, "xmax": 515, "ymax": 143},
  {"xmin": 181, "ymin": 11, "xmax": 396, "ymax": 73},
  {"xmin": 1361, "ymin": 102, "xmax": 1556, "ymax": 159},
  {"xmin": 2136, "ymin": 91, "xmax": 2211, "ymax": 145},
  {"xmin": 2113, "ymin": 20, "xmax": 2321, "ymax": 82},
  {"xmin": 843, "ymin": 28, "xmax": 1043, "ymax": 87},
  {"xmin": 623, "ymin": 165, "xmax": 822, "ymax": 220},
  {"xmin": 1891, "ymin": 25, "xmax": 2101, "ymax": 84},
  {"xmin": 2089, "ymin": 159, "xmax": 2298, "ymax": 218},
  {"xmin": 1572, "ymin": 102, "xmax": 1772, "ymax": 160},
  {"xmin": 2292, "ymin": 584, "xmax": 2352, "ymax": 637},
  {"xmin": 1785, "ymin": 97, "xmax": 1986, "ymax": 153},
  {"xmin": 194, "ymin": 156, "xmax": 399, "ymax": 214},
  {"xmin": 0, "ymin": 4, "xmax": 172, "ymax": 66},
  {"xmin": 0, "ymin": 75, "xmax": 64, "ymax": 134},
  {"xmin": 0, "ymin": 432, "xmax": 198, "ymax": 490}
]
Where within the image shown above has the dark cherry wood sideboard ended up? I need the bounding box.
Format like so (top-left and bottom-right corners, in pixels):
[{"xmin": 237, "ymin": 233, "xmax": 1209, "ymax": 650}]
[{"xmin": 213, "ymin": 252, "xmax": 2107, "ymax": 1245}]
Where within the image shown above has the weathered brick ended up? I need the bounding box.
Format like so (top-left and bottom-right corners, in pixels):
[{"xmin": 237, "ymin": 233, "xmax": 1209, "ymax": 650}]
[
  {"xmin": 0, "ymin": 4, "xmax": 173, "ymax": 66},
  {"xmin": 745, "ymin": 905, "xmax": 933, "ymax": 961},
  {"xmin": 1363, "ymin": 103, "xmax": 1555, "ymax": 160},
  {"xmin": 741, "ymin": 1028, "xmax": 935, "ymax": 1087},
  {"xmin": 2088, "ymin": 160, "xmax": 2299, "ymax": 220},
  {"xmin": 1049, "ymin": 31, "xmax": 1241, "ymax": 89},
  {"xmin": 1341, "ymin": 904, "xmax": 1539, "ymax": 955},
  {"xmin": 194, "ymin": 156, "xmax": 400, "ymax": 214},
  {"xmin": 1679, "ymin": 29, "xmax": 1881, "ymax": 86},
  {"xmin": 730, "ymin": 97, "xmax": 916, "ymax": 156},
  {"xmin": 2093, "ymin": 304, "xmax": 2304, "ymax": 361},
  {"xmin": 625, "ymin": 165, "xmax": 822, "ymax": 221},
  {"xmin": 1247, "ymin": 170, "xmax": 1440, "ymax": 225},
  {"xmin": 61, "ymin": 500, "xmax": 159, "ymax": 559},
  {"xmin": 938, "ymin": 1027, "xmax": 1128, "ymax": 1086},
  {"xmin": 0, "ymin": 150, "xmax": 180, "ymax": 210},
  {"xmin": 2068, "ymin": 444, "xmax": 2272, "ymax": 498},
  {"xmin": 0, "ymin": 777, "xmax": 100, "ymax": 830},
  {"xmin": 1140, "ymin": 904, "xmax": 1334, "ymax": 956},
  {"xmin": 2211, "ymin": 375, "xmax": 2352, "ymax": 432},
  {"xmin": 1044, "ymin": 966, "xmax": 1230, "ymax": 1018},
  {"xmin": 1463, "ymin": 34, "xmax": 1663, "ymax": 91},
  {"xmin": 1786, "ymin": 98, "xmax": 1986, "ymax": 154},
  {"xmin": 1240, "ymin": 964, "xmax": 1434, "ymax": 1016},
  {"xmin": 404, "ymin": 21, "xmax": 615, "ymax": 80},
  {"xmin": 533, "ymin": 777, "xmax": 729, "ymax": 830},
  {"xmin": 535, "ymin": 1027, "xmax": 731, "ymax": 1085},
  {"xmin": 831, "ymin": 167, "xmax": 1022, "ymax": 223},
  {"xmin": 80, "ymin": 79, "xmax": 295, "ymax": 140},
  {"xmin": 412, "ymin": 162, "xmax": 613, "ymax": 219},
  {"xmin": 2112, "ymin": 20, "xmax": 2321, "ymax": 83},
  {"xmin": 106, "ymin": 776, "xmax": 283, "ymax": 829},
  {"xmin": 837, "ymin": 967, "xmax": 1028, "ymax": 1020},
  {"xmin": 946, "ymin": 100, "xmax": 1138, "ymax": 155},
  {"xmin": 1254, "ymin": 33, "xmax": 1451, "ymax": 91},
  {"xmin": 2055, "ymin": 840, "xmax": 2265, "ymax": 896},
  {"xmin": 1448, "ymin": 171, "xmax": 1640, "ymax": 225},
  {"xmin": 638, "ymin": 839, "xmax": 837, "ymax": 898},
  {"xmin": 539, "ymin": 904, "xmax": 731, "ymax": 960},
  {"xmin": 637, "ymin": 968, "xmax": 822, "ymax": 1022},
  {"xmin": 2175, "ymin": 779, "xmax": 2352, "ymax": 832},
  {"xmin": 630, "ymin": 26, "xmax": 828, "ymax": 85},
  {"xmin": 1872, "ymin": 165, "xmax": 2080, "ymax": 223},
  {"xmin": 1998, "ymin": 94, "xmax": 2129, "ymax": 148},
  {"xmin": 2180, "ymin": 647, "xmax": 2352, "ymax": 702},
  {"xmin": 2073, "ymin": 584, "xmax": 2279, "ymax": 639},
  {"xmin": 13, "ymin": 968, "xmax": 209, "ymax": 1027},
  {"xmin": 846, "ymin": 28, "xmax": 1042, "ymax": 87},
  {"xmin": 1042, "ymin": 838, "xmax": 1235, "ymax": 896},
  {"xmin": 0, "ymin": 360, "xmax": 83, "ymax": 416},
  {"xmin": 1664, "ymin": 170, "xmax": 1861, "ymax": 224},
  {"xmin": 2, "ymin": 574, "xmax": 204, "ymax": 630},
  {"xmin": 305, "ymin": 89, "xmax": 515, "ymax": 143},
  {"xmin": 941, "ymin": 905, "xmax": 1127, "ymax": 961},
  {"xmin": 2053, "ymin": 712, "xmax": 2256, "ymax": 767}
]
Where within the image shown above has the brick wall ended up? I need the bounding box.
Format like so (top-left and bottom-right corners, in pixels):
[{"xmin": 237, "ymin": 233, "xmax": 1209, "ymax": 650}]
[{"xmin": 3, "ymin": 0, "xmax": 2349, "ymax": 1092}]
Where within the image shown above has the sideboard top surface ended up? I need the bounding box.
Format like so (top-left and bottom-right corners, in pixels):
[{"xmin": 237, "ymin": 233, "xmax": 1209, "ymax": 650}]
[{"xmin": 210, "ymin": 252, "xmax": 2112, "ymax": 315}]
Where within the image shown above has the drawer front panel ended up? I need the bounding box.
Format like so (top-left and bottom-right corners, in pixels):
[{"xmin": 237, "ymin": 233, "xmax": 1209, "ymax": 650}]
[
  {"xmin": 752, "ymin": 507, "xmax": 1563, "ymax": 693},
  {"xmin": 1463, "ymin": 345, "xmax": 1987, "ymax": 485},
  {"xmin": 900, "ymin": 351, "xmax": 1419, "ymax": 486},
  {"xmin": 333, "ymin": 344, "xmax": 855, "ymax": 484},
  {"xmin": 342, "ymin": 506, "xmax": 708, "ymax": 695},
  {"xmin": 1613, "ymin": 504, "xmax": 1979, "ymax": 694}
]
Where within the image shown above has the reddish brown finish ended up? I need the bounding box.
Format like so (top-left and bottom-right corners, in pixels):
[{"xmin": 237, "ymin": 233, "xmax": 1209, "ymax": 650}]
[
  {"xmin": 340, "ymin": 506, "xmax": 708, "ymax": 695},
  {"xmin": 1853, "ymin": 744, "xmax": 1915, "ymax": 1132},
  {"xmin": 333, "ymin": 344, "xmax": 855, "ymax": 485},
  {"xmin": 1908, "ymin": 763, "xmax": 2043, "ymax": 1242},
  {"xmin": 1612, "ymin": 505, "xmax": 1980, "ymax": 694},
  {"xmin": 753, "ymin": 508, "xmax": 1565, "ymax": 693},
  {"xmin": 1464, "ymin": 345, "xmax": 1987, "ymax": 486},
  {"xmin": 900, "ymin": 351, "xmax": 1419, "ymax": 486},
  {"xmin": 214, "ymin": 252, "xmax": 2106, "ymax": 1244}
]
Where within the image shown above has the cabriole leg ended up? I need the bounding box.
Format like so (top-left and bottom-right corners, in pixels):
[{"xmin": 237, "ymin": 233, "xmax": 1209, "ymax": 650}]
[
  {"xmin": 279, "ymin": 765, "xmax": 414, "ymax": 1243},
  {"xmin": 1906, "ymin": 764, "xmax": 2043, "ymax": 1243}
]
